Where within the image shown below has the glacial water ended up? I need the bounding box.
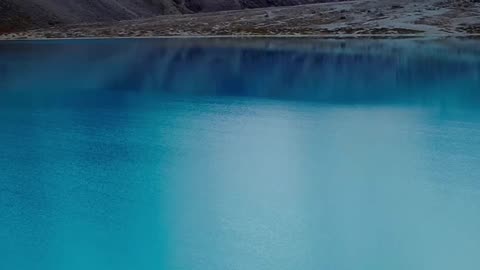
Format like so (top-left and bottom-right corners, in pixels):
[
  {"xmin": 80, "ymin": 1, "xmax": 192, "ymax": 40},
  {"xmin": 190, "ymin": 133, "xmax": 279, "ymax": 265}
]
[{"xmin": 1, "ymin": 38, "xmax": 480, "ymax": 270}]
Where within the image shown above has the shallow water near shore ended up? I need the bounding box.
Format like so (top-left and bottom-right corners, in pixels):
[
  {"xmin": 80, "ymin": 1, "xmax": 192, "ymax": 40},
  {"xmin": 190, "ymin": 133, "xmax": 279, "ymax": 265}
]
[{"xmin": 1, "ymin": 38, "xmax": 480, "ymax": 270}]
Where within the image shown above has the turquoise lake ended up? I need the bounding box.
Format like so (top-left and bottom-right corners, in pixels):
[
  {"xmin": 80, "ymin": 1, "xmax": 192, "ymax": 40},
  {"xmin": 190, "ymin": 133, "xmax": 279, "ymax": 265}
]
[{"xmin": 1, "ymin": 38, "xmax": 480, "ymax": 269}]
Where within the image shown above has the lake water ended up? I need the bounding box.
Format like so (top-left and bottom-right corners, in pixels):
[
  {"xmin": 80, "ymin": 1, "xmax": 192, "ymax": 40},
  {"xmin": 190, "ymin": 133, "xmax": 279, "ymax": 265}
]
[{"xmin": 1, "ymin": 38, "xmax": 480, "ymax": 270}]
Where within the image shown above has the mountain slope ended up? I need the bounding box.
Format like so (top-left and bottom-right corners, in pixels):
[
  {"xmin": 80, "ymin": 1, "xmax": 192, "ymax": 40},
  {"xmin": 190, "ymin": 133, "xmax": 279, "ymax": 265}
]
[
  {"xmin": 3, "ymin": 0, "xmax": 479, "ymax": 39},
  {"xmin": 0, "ymin": 0, "xmax": 331, "ymax": 33},
  {"xmin": 0, "ymin": 0, "xmax": 183, "ymax": 32}
]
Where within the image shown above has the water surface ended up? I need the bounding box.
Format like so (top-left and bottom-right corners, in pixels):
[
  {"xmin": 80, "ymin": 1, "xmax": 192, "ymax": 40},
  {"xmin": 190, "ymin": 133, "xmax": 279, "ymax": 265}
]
[{"xmin": 1, "ymin": 38, "xmax": 480, "ymax": 270}]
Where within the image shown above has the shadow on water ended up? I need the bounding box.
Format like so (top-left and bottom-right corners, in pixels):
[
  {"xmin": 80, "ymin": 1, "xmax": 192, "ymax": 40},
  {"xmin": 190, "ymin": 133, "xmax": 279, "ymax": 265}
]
[{"xmin": 0, "ymin": 38, "xmax": 479, "ymax": 107}]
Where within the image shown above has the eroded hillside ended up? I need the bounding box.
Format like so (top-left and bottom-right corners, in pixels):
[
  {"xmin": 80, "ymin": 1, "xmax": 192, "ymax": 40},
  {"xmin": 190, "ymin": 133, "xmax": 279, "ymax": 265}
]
[
  {"xmin": 0, "ymin": 0, "xmax": 334, "ymax": 33},
  {"xmin": 2, "ymin": 0, "xmax": 479, "ymax": 38}
]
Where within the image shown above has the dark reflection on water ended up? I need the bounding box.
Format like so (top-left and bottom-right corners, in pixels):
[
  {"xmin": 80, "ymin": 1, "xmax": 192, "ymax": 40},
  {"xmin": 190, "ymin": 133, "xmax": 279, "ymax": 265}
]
[
  {"xmin": 1, "ymin": 38, "xmax": 480, "ymax": 270},
  {"xmin": 1, "ymin": 38, "xmax": 479, "ymax": 105}
]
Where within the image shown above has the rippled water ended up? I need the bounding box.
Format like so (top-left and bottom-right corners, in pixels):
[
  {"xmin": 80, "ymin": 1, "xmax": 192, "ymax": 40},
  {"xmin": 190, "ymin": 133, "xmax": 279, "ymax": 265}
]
[{"xmin": 1, "ymin": 38, "xmax": 480, "ymax": 270}]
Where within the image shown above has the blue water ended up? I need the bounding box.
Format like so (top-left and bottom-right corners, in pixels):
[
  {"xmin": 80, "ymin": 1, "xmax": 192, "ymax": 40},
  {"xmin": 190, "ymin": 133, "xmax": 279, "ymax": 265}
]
[{"xmin": 1, "ymin": 38, "xmax": 480, "ymax": 270}]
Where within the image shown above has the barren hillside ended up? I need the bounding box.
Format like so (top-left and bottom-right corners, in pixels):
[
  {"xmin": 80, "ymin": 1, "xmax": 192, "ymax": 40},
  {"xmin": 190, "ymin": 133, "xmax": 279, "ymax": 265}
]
[
  {"xmin": 2, "ymin": 0, "xmax": 479, "ymax": 39},
  {"xmin": 0, "ymin": 0, "xmax": 333, "ymax": 33}
]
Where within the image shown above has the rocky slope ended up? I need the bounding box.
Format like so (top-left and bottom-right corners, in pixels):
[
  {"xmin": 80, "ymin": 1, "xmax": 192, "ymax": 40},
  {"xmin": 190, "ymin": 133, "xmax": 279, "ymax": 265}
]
[
  {"xmin": 2, "ymin": 0, "xmax": 479, "ymax": 38},
  {"xmin": 0, "ymin": 0, "xmax": 332, "ymax": 33}
]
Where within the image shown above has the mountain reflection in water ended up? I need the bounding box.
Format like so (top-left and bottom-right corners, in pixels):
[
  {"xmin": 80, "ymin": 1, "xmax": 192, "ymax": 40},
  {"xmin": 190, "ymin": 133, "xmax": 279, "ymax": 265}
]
[{"xmin": 1, "ymin": 38, "xmax": 479, "ymax": 106}]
